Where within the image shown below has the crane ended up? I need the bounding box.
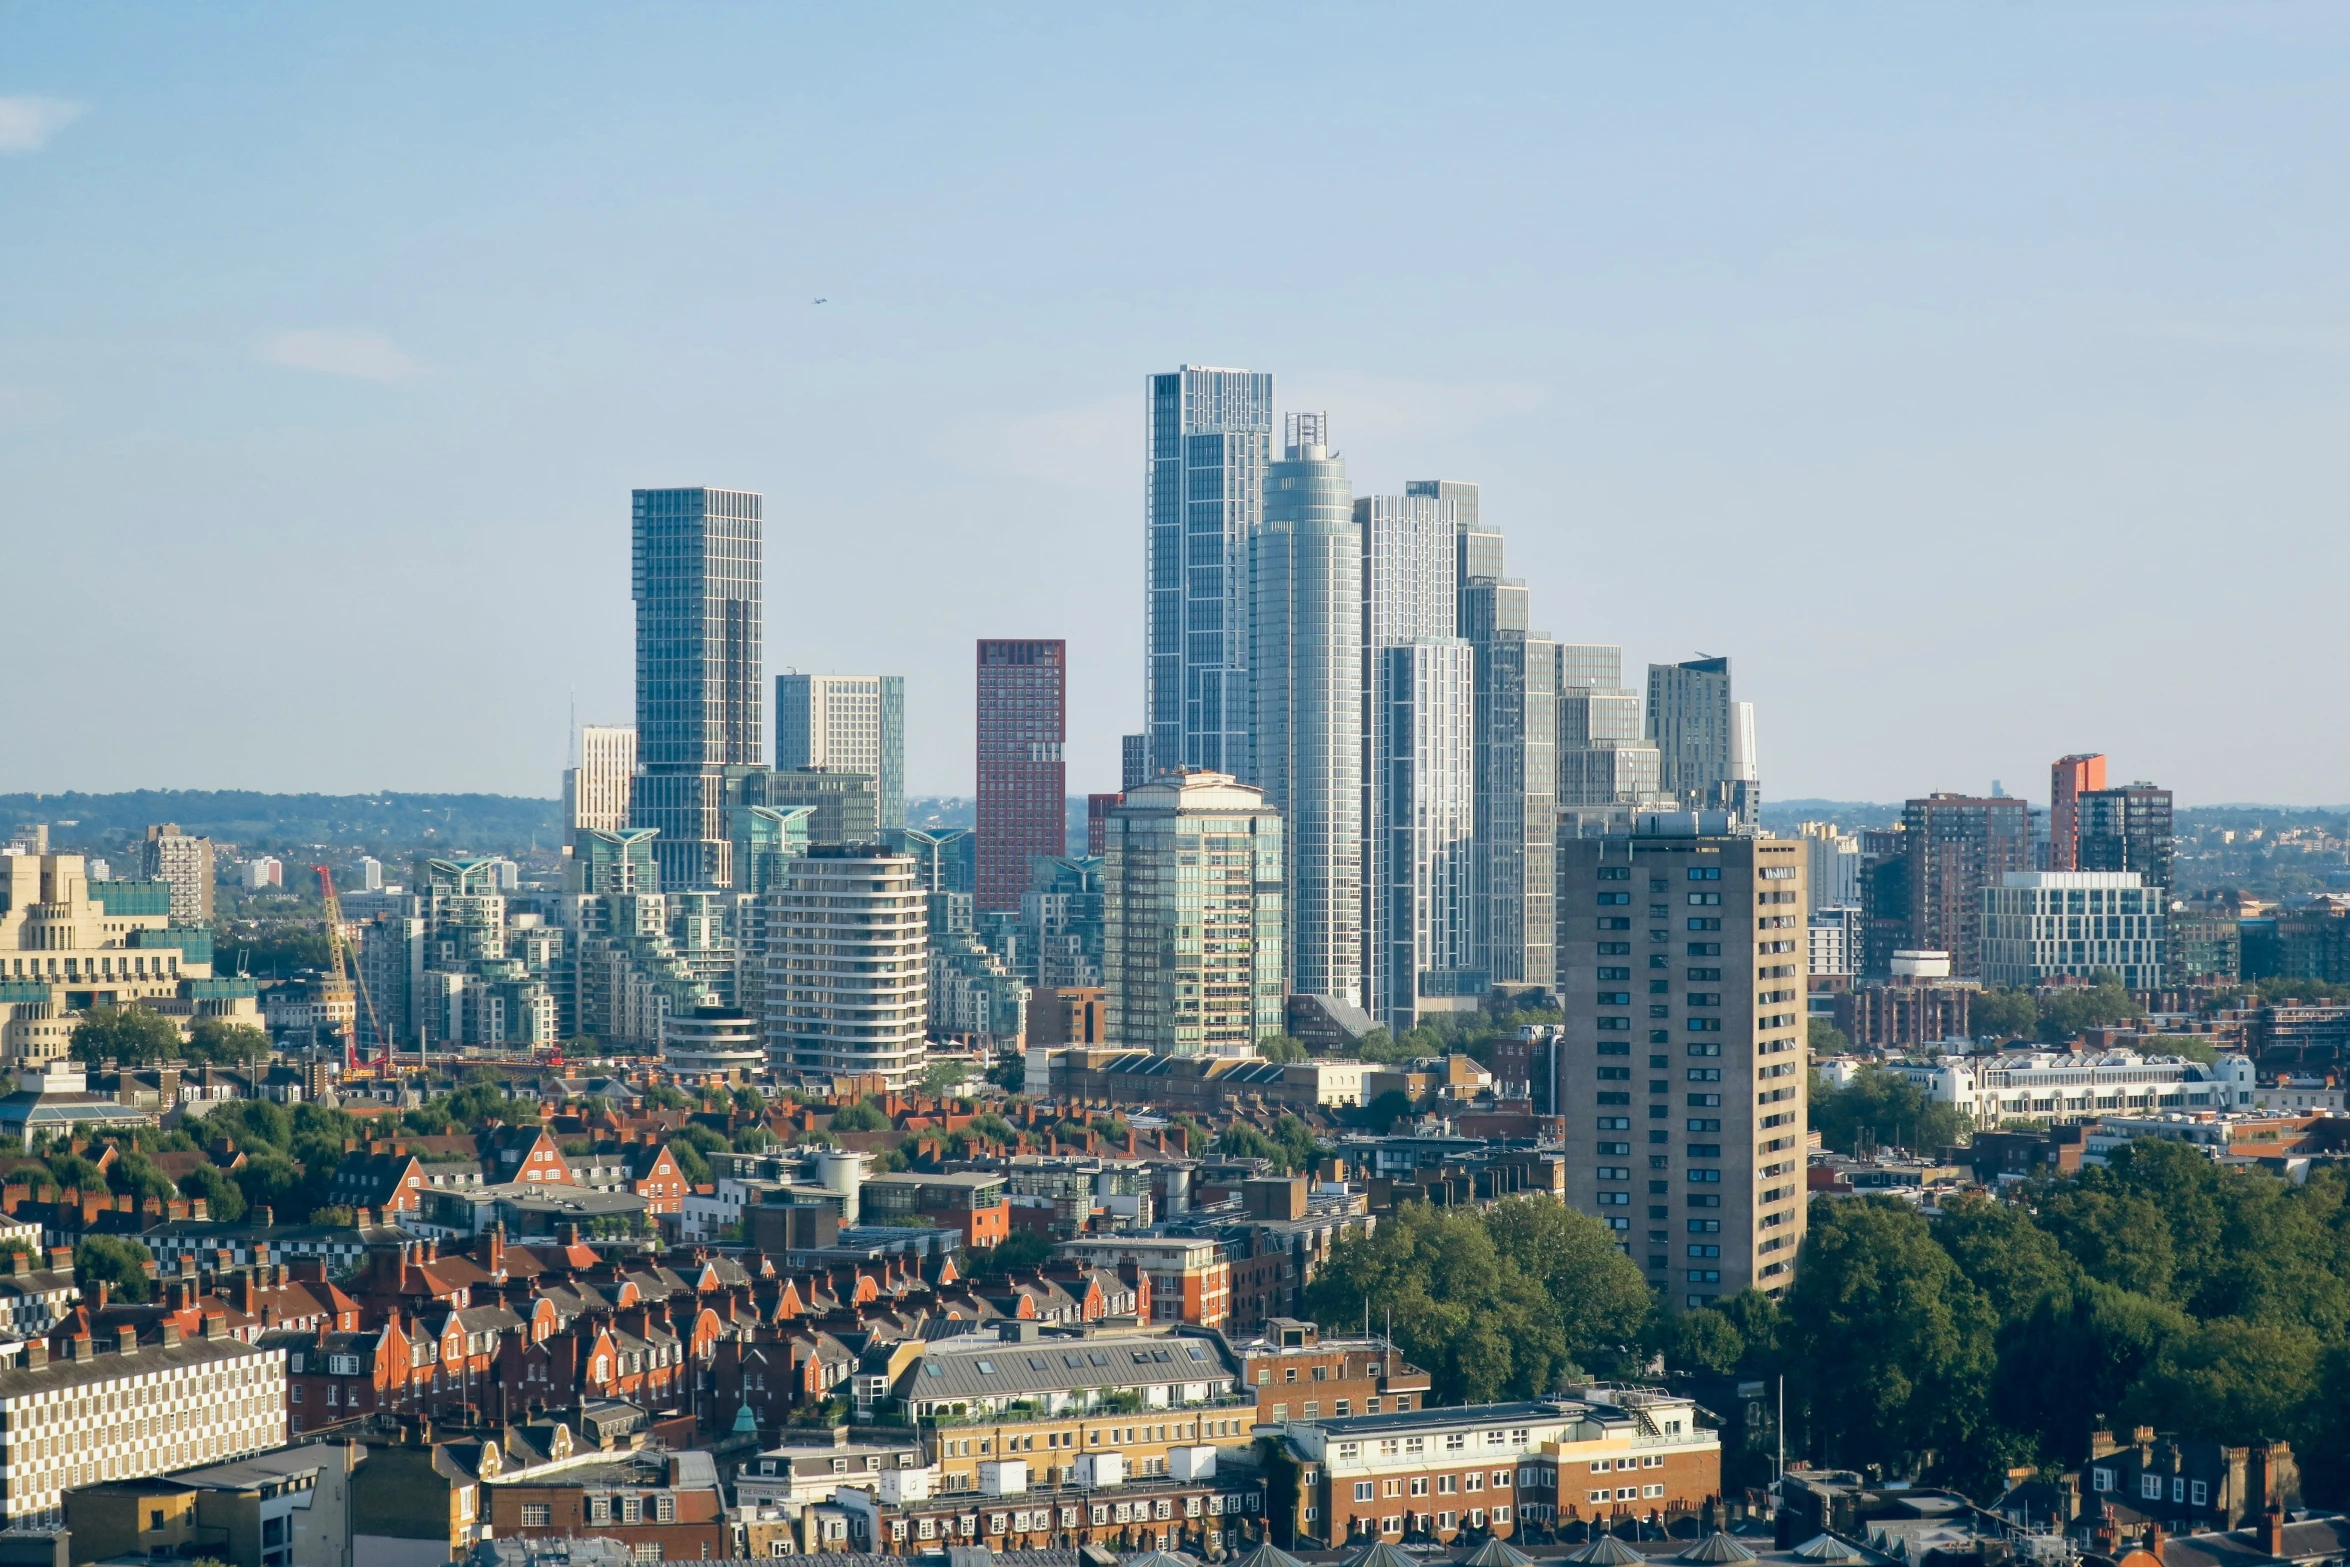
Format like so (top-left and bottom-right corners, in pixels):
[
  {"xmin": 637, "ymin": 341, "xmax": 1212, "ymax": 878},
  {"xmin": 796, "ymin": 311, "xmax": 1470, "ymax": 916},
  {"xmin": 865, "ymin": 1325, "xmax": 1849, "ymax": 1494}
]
[{"xmin": 313, "ymin": 865, "xmax": 382, "ymax": 1073}]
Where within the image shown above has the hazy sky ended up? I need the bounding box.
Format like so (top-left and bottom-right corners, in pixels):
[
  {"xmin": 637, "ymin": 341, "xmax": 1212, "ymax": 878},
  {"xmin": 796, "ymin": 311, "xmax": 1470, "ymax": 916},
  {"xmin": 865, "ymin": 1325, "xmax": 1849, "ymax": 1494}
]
[{"xmin": 8, "ymin": 5, "xmax": 2349, "ymax": 805}]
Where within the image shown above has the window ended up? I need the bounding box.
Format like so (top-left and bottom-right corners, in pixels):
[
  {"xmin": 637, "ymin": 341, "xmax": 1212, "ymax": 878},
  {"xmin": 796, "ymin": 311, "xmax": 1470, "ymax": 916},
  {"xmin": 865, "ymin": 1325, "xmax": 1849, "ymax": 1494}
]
[
  {"xmin": 1492, "ymin": 1470, "xmax": 1512, "ymax": 1488},
  {"xmin": 521, "ymin": 1505, "xmax": 552, "ymax": 1528},
  {"xmin": 2172, "ymin": 1477, "xmax": 2186, "ymax": 1503},
  {"xmin": 2191, "ymin": 1481, "xmax": 2208, "ymax": 1506},
  {"xmin": 2092, "ymin": 1469, "xmax": 2113, "ymax": 1493},
  {"xmin": 2141, "ymin": 1475, "xmax": 2161, "ymax": 1500},
  {"xmin": 1410, "ymin": 1478, "xmax": 1429, "ymax": 1497},
  {"xmin": 632, "ymin": 1548, "xmax": 660, "ymax": 1564},
  {"xmin": 1688, "ymin": 867, "xmax": 1720, "ymax": 880}
]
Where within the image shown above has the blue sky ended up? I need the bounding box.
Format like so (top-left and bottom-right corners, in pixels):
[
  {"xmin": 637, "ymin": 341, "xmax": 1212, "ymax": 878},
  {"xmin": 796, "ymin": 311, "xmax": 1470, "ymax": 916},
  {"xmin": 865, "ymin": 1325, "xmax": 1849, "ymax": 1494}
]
[{"xmin": 6, "ymin": 4, "xmax": 2348, "ymax": 804}]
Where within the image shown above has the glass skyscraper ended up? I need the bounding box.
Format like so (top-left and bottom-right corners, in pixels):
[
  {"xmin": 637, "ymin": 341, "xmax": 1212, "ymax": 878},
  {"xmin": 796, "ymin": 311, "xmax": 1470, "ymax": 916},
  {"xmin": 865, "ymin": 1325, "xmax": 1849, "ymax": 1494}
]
[
  {"xmin": 1359, "ymin": 492, "xmax": 1476, "ymax": 1030},
  {"xmin": 1146, "ymin": 366, "xmax": 1275, "ymax": 780},
  {"xmin": 630, "ymin": 486, "xmax": 763, "ymax": 891},
  {"xmin": 1250, "ymin": 413, "xmax": 1361, "ymax": 1006},
  {"xmin": 775, "ymin": 672, "xmax": 906, "ymax": 831}
]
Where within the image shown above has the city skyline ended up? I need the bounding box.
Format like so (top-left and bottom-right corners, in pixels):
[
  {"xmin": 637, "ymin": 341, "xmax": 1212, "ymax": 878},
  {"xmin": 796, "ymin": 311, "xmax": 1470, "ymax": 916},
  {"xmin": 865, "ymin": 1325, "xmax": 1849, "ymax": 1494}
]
[{"xmin": 9, "ymin": 9, "xmax": 2348, "ymax": 805}]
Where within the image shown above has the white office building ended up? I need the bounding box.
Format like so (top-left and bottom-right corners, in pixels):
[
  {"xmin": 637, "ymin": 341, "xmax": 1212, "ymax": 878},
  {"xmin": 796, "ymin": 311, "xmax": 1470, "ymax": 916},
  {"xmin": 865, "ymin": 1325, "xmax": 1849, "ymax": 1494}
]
[
  {"xmin": 1981, "ymin": 871, "xmax": 2166, "ymax": 991},
  {"xmin": 1888, "ymin": 1048, "xmax": 2254, "ymax": 1126}
]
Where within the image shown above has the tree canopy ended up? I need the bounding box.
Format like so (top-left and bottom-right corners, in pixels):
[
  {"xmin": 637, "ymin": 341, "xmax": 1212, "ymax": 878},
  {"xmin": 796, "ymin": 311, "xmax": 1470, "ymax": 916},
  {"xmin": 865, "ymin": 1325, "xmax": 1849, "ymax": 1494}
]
[
  {"xmin": 69, "ymin": 1004, "xmax": 183, "ymax": 1067},
  {"xmin": 1303, "ymin": 1197, "xmax": 1647, "ymax": 1404},
  {"xmin": 1807, "ymin": 1065, "xmax": 1971, "ymax": 1155},
  {"xmin": 1738, "ymin": 1142, "xmax": 2350, "ymax": 1505}
]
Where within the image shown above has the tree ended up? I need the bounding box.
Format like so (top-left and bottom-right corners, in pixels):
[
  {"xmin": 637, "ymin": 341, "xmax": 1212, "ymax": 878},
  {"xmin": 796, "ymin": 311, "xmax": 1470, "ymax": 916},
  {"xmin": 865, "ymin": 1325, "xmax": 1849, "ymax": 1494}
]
[
  {"xmin": 70, "ymin": 1004, "xmax": 182, "ymax": 1067},
  {"xmin": 973, "ymin": 1232, "xmax": 1053, "ymax": 1276},
  {"xmin": 917, "ymin": 1060, "xmax": 970, "ymax": 1096},
  {"xmin": 2035, "ymin": 981, "xmax": 2141, "ymax": 1044},
  {"xmin": 177, "ymin": 1163, "xmax": 247, "ymax": 1222},
  {"xmin": 2037, "ymin": 1187, "xmax": 2177, "ymax": 1300},
  {"xmin": 1933, "ymin": 1193, "xmax": 2077, "ymax": 1326},
  {"xmin": 201, "ymin": 1098, "xmax": 291, "ymax": 1150},
  {"xmin": 107, "ymin": 1151, "xmax": 178, "ymax": 1207},
  {"xmin": 1972, "ymin": 988, "xmax": 2039, "ymax": 1041},
  {"xmin": 1359, "ymin": 1089, "xmax": 1416, "ymax": 1131},
  {"xmin": 1256, "ymin": 1034, "xmax": 1309, "ymax": 1064},
  {"xmin": 1303, "ymin": 1199, "xmax": 1639, "ymax": 1404},
  {"xmin": 1990, "ymin": 1280, "xmax": 2191, "ymax": 1465},
  {"xmin": 184, "ymin": 1018, "xmax": 271, "ymax": 1065},
  {"xmin": 233, "ymin": 1150, "xmax": 304, "ymax": 1216},
  {"xmin": 75, "ymin": 1235, "xmax": 155, "ymax": 1303},
  {"xmin": 44, "ymin": 1152, "xmax": 105, "ymax": 1193},
  {"xmin": 1809, "ymin": 1065, "xmax": 1971, "ymax": 1155},
  {"xmin": 2122, "ymin": 1319, "xmax": 2323, "ymax": 1449},
  {"xmin": 1783, "ymin": 1198, "xmax": 2000, "ymax": 1479},
  {"xmin": 1808, "ymin": 1018, "xmax": 1852, "ymax": 1055},
  {"xmin": 1481, "ymin": 1196, "xmax": 1651, "ymax": 1365},
  {"xmin": 1662, "ymin": 1308, "xmax": 1746, "ymax": 1375},
  {"xmin": 829, "ymin": 1100, "xmax": 890, "ymax": 1133},
  {"xmin": 1711, "ymin": 1289, "xmax": 1785, "ymax": 1372}
]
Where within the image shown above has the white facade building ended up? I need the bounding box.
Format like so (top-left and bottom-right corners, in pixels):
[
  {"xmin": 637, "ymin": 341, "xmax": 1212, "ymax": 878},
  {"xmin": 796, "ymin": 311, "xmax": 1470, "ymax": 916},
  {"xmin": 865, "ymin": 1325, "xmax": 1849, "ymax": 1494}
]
[
  {"xmin": 775, "ymin": 674, "xmax": 906, "ymax": 832},
  {"xmin": 563, "ymin": 724, "xmax": 637, "ymax": 836},
  {"xmin": 1981, "ymin": 871, "xmax": 2166, "ymax": 991},
  {"xmin": 766, "ymin": 846, "xmax": 928, "ymax": 1088},
  {"xmin": 0, "ymin": 1333, "xmax": 288, "ymax": 1527},
  {"xmin": 1800, "ymin": 824, "xmax": 1861, "ymax": 910},
  {"xmin": 1807, "ymin": 907, "xmax": 1862, "ymax": 979},
  {"xmin": 1889, "ymin": 1048, "xmax": 2255, "ymax": 1126}
]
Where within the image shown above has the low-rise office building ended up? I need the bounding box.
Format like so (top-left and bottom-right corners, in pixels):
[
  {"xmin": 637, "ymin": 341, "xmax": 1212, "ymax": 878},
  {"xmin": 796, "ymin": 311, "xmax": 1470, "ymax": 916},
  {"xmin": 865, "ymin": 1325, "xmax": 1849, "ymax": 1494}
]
[
  {"xmin": 1982, "ymin": 871, "xmax": 2167, "ymax": 991},
  {"xmin": 1235, "ymin": 1317, "xmax": 1429, "ymax": 1424},
  {"xmin": 1889, "ymin": 1049, "xmax": 2254, "ymax": 1126},
  {"xmin": 0, "ymin": 1326, "xmax": 288, "ymax": 1527},
  {"xmin": 1051, "ymin": 1237, "xmax": 1230, "ymax": 1328},
  {"xmin": 1269, "ymin": 1386, "xmax": 1719, "ymax": 1545}
]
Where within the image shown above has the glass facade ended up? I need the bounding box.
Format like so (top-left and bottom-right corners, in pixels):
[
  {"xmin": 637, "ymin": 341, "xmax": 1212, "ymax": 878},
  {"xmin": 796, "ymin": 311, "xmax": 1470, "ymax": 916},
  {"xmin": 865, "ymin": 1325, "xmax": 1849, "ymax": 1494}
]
[
  {"xmin": 1982, "ymin": 871, "xmax": 2166, "ymax": 990},
  {"xmin": 1250, "ymin": 414, "xmax": 1361, "ymax": 1005},
  {"xmin": 1146, "ymin": 367, "xmax": 1275, "ymax": 779},
  {"xmin": 774, "ymin": 673, "xmax": 906, "ymax": 832},
  {"xmin": 630, "ymin": 486, "xmax": 763, "ymax": 890},
  {"xmin": 1359, "ymin": 494, "xmax": 1477, "ymax": 1029},
  {"xmin": 1102, "ymin": 773, "xmax": 1284, "ymax": 1056}
]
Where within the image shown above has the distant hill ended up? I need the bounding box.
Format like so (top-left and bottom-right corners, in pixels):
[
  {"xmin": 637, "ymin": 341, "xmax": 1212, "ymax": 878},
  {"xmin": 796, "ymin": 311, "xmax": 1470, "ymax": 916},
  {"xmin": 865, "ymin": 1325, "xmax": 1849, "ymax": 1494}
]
[
  {"xmin": 0, "ymin": 790, "xmax": 562, "ymax": 858},
  {"xmin": 1761, "ymin": 799, "xmax": 1901, "ymax": 834}
]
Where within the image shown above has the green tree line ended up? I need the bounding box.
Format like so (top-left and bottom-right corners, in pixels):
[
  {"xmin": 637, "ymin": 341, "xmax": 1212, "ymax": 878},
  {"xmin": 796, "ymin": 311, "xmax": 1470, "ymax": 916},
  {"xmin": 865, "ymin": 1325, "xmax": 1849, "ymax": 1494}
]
[{"xmin": 1656, "ymin": 1143, "xmax": 2350, "ymax": 1504}]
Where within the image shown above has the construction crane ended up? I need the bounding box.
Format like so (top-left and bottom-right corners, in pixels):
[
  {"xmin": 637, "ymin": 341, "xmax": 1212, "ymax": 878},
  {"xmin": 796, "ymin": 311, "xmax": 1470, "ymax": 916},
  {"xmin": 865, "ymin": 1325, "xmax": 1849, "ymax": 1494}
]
[{"xmin": 313, "ymin": 865, "xmax": 381, "ymax": 1073}]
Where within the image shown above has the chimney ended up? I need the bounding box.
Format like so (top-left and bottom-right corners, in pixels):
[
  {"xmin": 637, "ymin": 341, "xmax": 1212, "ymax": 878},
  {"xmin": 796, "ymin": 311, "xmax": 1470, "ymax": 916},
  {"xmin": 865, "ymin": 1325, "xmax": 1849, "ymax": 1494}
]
[
  {"xmin": 2257, "ymin": 1499, "xmax": 2284, "ymax": 1558},
  {"xmin": 161, "ymin": 1320, "xmax": 182, "ymax": 1347},
  {"xmin": 92, "ymin": 1279, "xmax": 109, "ymax": 1309},
  {"xmin": 202, "ymin": 1312, "xmax": 225, "ymax": 1340},
  {"xmin": 68, "ymin": 1336, "xmax": 93, "ymax": 1362},
  {"xmin": 115, "ymin": 1324, "xmax": 139, "ymax": 1355},
  {"xmin": 23, "ymin": 1339, "xmax": 48, "ymax": 1369}
]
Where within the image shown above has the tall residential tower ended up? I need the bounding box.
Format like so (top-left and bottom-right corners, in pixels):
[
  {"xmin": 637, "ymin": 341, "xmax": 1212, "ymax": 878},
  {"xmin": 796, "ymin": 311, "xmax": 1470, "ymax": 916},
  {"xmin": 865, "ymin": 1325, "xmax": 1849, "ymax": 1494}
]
[
  {"xmin": 629, "ymin": 486, "xmax": 763, "ymax": 891},
  {"xmin": 976, "ymin": 639, "xmax": 1067, "ymax": 912},
  {"xmin": 1251, "ymin": 413, "xmax": 1362, "ymax": 1007},
  {"xmin": 776, "ymin": 673, "xmax": 906, "ymax": 832},
  {"xmin": 1146, "ymin": 367, "xmax": 1276, "ymax": 780}
]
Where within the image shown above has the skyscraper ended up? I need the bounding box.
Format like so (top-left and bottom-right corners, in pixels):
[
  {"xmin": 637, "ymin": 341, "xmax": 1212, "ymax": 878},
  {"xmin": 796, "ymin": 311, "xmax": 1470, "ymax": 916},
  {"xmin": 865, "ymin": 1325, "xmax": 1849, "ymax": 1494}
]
[
  {"xmin": 1121, "ymin": 734, "xmax": 1149, "ymax": 791},
  {"xmin": 1556, "ymin": 645, "xmax": 1664, "ymax": 810},
  {"xmin": 1251, "ymin": 412, "xmax": 1362, "ymax": 1006},
  {"xmin": 630, "ymin": 486, "xmax": 763, "ymax": 891},
  {"xmin": 976, "ymin": 639, "xmax": 1067, "ymax": 912},
  {"xmin": 1102, "ymin": 771, "xmax": 1284, "ymax": 1056},
  {"xmin": 1647, "ymin": 657, "xmax": 1739, "ymax": 812},
  {"xmin": 564, "ymin": 725, "xmax": 637, "ymax": 835},
  {"xmin": 1360, "ymin": 492, "xmax": 1477, "ymax": 1030},
  {"xmin": 1556, "ymin": 825, "xmax": 1809, "ymax": 1310},
  {"xmin": 2078, "ymin": 782, "xmax": 2175, "ymax": 892},
  {"xmin": 776, "ymin": 674, "xmax": 906, "ymax": 831},
  {"xmin": 1444, "ymin": 491, "xmax": 1557, "ymax": 995},
  {"xmin": 1898, "ymin": 793, "xmax": 2035, "ymax": 977},
  {"xmin": 1146, "ymin": 367, "xmax": 1276, "ymax": 779},
  {"xmin": 2049, "ymin": 753, "xmax": 2108, "ymax": 872}
]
